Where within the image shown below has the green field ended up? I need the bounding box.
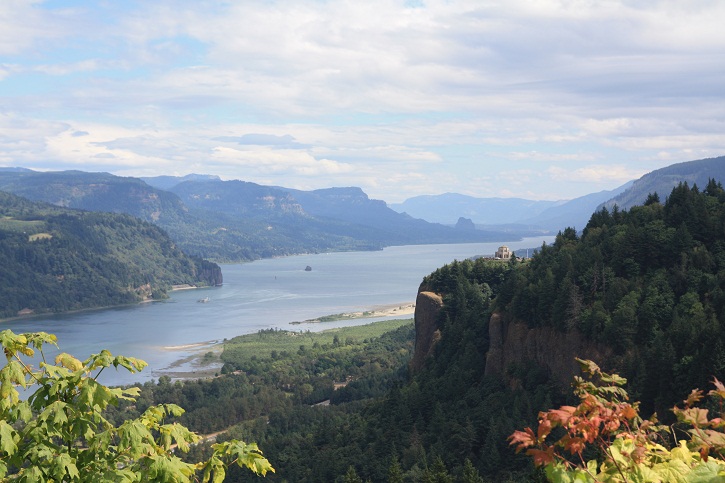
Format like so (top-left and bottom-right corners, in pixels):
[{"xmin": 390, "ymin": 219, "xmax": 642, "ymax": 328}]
[
  {"xmin": 0, "ymin": 217, "xmax": 46, "ymax": 234},
  {"xmin": 222, "ymin": 318, "xmax": 413, "ymax": 365}
]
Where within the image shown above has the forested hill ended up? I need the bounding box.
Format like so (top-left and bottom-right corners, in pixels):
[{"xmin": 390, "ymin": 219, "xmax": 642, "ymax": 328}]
[
  {"xmin": 488, "ymin": 179, "xmax": 725, "ymax": 414},
  {"xmin": 82, "ymin": 180, "xmax": 725, "ymax": 481},
  {"xmin": 0, "ymin": 191, "xmax": 221, "ymax": 319},
  {"xmin": 348, "ymin": 178, "xmax": 725, "ymax": 480}
]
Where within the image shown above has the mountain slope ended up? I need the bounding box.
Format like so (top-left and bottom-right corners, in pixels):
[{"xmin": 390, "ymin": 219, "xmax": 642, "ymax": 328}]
[
  {"xmin": 280, "ymin": 186, "xmax": 513, "ymax": 244},
  {"xmin": 389, "ymin": 193, "xmax": 562, "ymax": 225},
  {"xmin": 0, "ymin": 170, "xmax": 518, "ymax": 261},
  {"xmin": 516, "ymin": 181, "xmax": 633, "ymax": 231},
  {"xmin": 389, "ymin": 182, "xmax": 632, "ymax": 233},
  {"xmin": 0, "ymin": 191, "xmax": 221, "ymax": 319},
  {"xmin": 602, "ymin": 155, "xmax": 725, "ymax": 210}
]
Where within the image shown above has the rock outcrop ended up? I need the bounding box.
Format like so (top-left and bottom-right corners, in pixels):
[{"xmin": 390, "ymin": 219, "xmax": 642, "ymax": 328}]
[
  {"xmin": 485, "ymin": 312, "xmax": 611, "ymax": 388},
  {"xmin": 411, "ymin": 291, "xmax": 444, "ymax": 373}
]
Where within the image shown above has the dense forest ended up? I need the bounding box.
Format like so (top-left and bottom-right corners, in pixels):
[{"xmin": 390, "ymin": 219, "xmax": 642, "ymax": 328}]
[
  {"xmin": 96, "ymin": 179, "xmax": 725, "ymax": 482},
  {"xmin": 497, "ymin": 179, "xmax": 725, "ymax": 417},
  {"xmin": 0, "ymin": 191, "xmax": 221, "ymax": 319}
]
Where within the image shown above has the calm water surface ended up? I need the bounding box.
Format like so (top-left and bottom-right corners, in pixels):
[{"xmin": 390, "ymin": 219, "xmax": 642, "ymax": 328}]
[{"xmin": 5, "ymin": 238, "xmax": 552, "ymax": 386}]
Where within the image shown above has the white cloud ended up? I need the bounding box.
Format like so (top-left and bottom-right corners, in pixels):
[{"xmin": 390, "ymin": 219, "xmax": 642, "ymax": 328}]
[
  {"xmin": 1, "ymin": 1, "xmax": 725, "ymax": 201},
  {"xmin": 547, "ymin": 164, "xmax": 646, "ymax": 184}
]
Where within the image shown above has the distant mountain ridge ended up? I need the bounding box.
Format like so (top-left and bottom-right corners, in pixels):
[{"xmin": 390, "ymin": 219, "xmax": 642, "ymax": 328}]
[
  {"xmin": 142, "ymin": 173, "xmax": 221, "ymax": 191},
  {"xmin": 2, "ymin": 155, "xmax": 721, "ymax": 263},
  {"xmin": 390, "ymin": 182, "xmax": 633, "ymax": 232},
  {"xmin": 389, "ymin": 194, "xmax": 563, "ymax": 225},
  {"xmin": 0, "ymin": 170, "xmax": 513, "ymax": 262},
  {"xmin": 601, "ymin": 156, "xmax": 725, "ymax": 211}
]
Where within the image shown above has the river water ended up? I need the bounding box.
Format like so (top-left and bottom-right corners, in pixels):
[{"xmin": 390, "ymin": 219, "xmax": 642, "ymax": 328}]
[{"xmin": 4, "ymin": 237, "xmax": 552, "ymax": 386}]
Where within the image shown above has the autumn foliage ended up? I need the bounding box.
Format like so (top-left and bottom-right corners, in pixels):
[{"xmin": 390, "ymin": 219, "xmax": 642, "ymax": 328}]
[{"xmin": 509, "ymin": 358, "xmax": 725, "ymax": 482}]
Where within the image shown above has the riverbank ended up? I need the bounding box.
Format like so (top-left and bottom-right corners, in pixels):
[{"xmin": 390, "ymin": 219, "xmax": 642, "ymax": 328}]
[
  {"xmin": 159, "ymin": 304, "xmax": 416, "ymax": 380},
  {"xmin": 290, "ymin": 302, "xmax": 415, "ymax": 325}
]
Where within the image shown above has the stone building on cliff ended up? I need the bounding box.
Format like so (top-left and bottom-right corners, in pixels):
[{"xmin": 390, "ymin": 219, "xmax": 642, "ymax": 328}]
[{"xmin": 495, "ymin": 245, "xmax": 511, "ymax": 259}]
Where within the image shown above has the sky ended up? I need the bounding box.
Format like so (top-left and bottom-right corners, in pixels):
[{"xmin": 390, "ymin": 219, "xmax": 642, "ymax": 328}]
[{"xmin": 1, "ymin": 1, "xmax": 724, "ymax": 203}]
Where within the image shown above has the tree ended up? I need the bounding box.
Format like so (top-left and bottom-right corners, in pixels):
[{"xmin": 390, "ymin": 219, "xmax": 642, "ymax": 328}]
[
  {"xmin": 0, "ymin": 329, "xmax": 273, "ymax": 481},
  {"xmin": 387, "ymin": 455, "xmax": 404, "ymax": 483},
  {"xmin": 461, "ymin": 459, "xmax": 484, "ymax": 483}
]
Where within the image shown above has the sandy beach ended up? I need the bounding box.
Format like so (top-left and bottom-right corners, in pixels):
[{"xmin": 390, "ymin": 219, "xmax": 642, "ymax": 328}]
[
  {"xmin": 158, "ymin": 301, "xmax": 415, "ymax": 380},
  {"xmin": 291, "ymin": 302, "xmax": 415, "ymax": 324}
]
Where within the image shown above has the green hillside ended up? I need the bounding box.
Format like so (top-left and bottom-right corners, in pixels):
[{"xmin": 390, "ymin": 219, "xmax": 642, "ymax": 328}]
[
  {"xmin": 143, "ymin": 178, "xmax": 725, "ymax": 482},
  {"xmin": 0, "ymin": 191, "xmax": 221, "ymax": 319}
]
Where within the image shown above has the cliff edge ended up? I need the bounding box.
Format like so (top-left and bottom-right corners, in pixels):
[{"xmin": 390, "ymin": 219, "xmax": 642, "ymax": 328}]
[
  {"xmin": 411, "ymin": 291, "xmax": 444, "ymax": 373},
  {"xmin": 485, "ymin": 312, "xmax": 611, "ymax": 388}
]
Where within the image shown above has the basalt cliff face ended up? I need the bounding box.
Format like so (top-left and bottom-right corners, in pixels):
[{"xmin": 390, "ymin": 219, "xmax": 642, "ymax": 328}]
[
  {"xmin": 411, "ymin": 287, "xmax": 610, "ymax": 387},
  {"xmin": 485, "ymin": 312, "xmax": 612, "ymax": 388},
  {"xmin": 411, "ymin": 290, "xmax": 444, "ymax": 373}
]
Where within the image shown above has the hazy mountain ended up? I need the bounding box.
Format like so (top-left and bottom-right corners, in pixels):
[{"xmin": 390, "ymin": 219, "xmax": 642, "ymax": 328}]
[
  {"xmin": 0, "ymin": 167, "xmax": 33, "ymax": 173},
  {"xmin": 389, "ymin": 182, "xmax": 633, "ymax": 233},
  {"xmin": 516, "ymin": 181, "xmax": 633, "ymax": 231},
  {"xmin": 0, "ymin": 170, "xmax": 190, "ymax": 225},
  {"xmin": 0, "ymin": 170, "xmax": 517, "ymax": 261},
  {"xmin": 601, "ymin": 156, "xmax": 725, "ymax": 211},
  {"xmin": 174, "ymin": 181, "xmax": 513, "ymax": 246},
  {"xmin": 141, "ymin": 173, "xmax": 221, "ymax": 191},
  {"xmin": 389, "ymin": 193, "xmax": 563, "ymax": 225}
]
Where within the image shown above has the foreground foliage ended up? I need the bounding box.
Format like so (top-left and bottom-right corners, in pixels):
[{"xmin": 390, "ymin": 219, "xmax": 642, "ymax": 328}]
[
  {"xmin": 0, "ymin": 329, "xmax": 273, "ymax": 481},
  {"xmin": 510, "ymin": 358, "xmax": 725, "ymax": 482}
]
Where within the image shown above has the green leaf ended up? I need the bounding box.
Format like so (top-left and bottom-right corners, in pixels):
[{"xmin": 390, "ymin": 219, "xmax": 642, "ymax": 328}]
[
  {"xmin": 216, "ymin": 440, "xmax": 275, "ymax": 476},
  {"xmin": 0, "ymin": 420, "xmax": 18, "ymax": 455},
  {"xmin": 652, "ymin": 459, "xmax": 690, "ymax": 483},
  {"xmin": 113, "ymin": 355, "xmax": 148, "ymax": 374},
  {"xmin": 55, "ymin": 352, "xmax": 84, "ymax": 372},
  {"xmin": 118, "ymin": 420, "xmax": 154, "ymax": 459},
  {"xmin": 687, "ymin": 460, "xmax": 725, "ymax": 483},
  {"xmin": 52, "ymin": 453, "xmax": 79, "ymax": 481}
]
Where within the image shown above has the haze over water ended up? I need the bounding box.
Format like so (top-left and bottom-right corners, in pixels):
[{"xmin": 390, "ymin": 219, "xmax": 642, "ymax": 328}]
[{"xmin": 5, "ymin": 238, "xmax": 552, "ymax": 386}]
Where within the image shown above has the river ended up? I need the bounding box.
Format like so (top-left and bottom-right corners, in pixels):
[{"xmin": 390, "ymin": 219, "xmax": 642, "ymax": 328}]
[{"xmin": 3, "ymin": 237, "xmax": 553, "ymax": 386}]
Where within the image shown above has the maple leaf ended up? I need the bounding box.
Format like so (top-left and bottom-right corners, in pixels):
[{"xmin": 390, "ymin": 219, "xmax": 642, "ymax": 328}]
[
  {"xmin": 548, "ymin": 406, "xmax": 576, "ymax": 425},
  {"xmin": 508, "ymin": 428, "xmax": 537, "ymax": 451},
  {"xmin": 620, "ymin": 404, "xmax": 637, "ymax": 420},
  {"xmin": 709, "ymin": 378, "xmax": 725, "ymax": 400},
  {"xmin": 526, "ymin": 446, "xmax": 555, "ymax": 466},
  {"xmin": 538, "ymin": 418, "xmax": 553, "ymax": 441},
  {"xmin": 684, "ymin": 388, "xmax": 705, "ymax": 407},
  {"xmin": 562, "ymin": 436, "xmax": 586, "ymax": 455}
]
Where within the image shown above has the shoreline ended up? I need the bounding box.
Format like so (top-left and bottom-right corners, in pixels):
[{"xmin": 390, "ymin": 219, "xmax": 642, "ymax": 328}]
[
  {"xmin": 159, "ymin": 302, "xmax": 416, "ymax": 381},
  {"xmin": 290, "ymin": 302, "xmax": 415, "ymax": 325},
  {"xmin": 0, "ymin": 284, "xmax": 205, "ymax": 324}
]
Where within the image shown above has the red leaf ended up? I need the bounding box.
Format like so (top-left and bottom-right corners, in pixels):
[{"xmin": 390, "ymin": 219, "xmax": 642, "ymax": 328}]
[
  {"xmin": 621, "ymin": 405, "xmax": 637, "ymax": 420},
  {"xmin": 508, "ymin": 428, "xmax": 537, "ymax": 452},
  {"xmin": 538, "ymin": 418, "xmax": 553, "ymax": 442},
  {"xmin": 548, "ymin": 406, "xmax": 576, "ymax": 425},
  {"xmin": 709, "ymin": 378, "xmax": 725, "ymax": 400},
  {"xmin": 527, "ymin": 446, "xmax": 555, "ymax": 467},
  {"xmin": 684, "ymin": 389, "xmax": 704, "ymax": 407}
]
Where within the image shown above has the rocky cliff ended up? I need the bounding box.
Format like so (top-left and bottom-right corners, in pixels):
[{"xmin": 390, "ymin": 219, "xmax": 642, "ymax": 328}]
[
  {"xmin": 411, "ymin": 290, "xmax": 444, "ymax": 372},
  {"xmin": 410, "ymin": 285, "xmax": 610, "ymax": 387},
  {"xmin": 485, "ymin": 312, "xmax": 611, "ymax": 388}
]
